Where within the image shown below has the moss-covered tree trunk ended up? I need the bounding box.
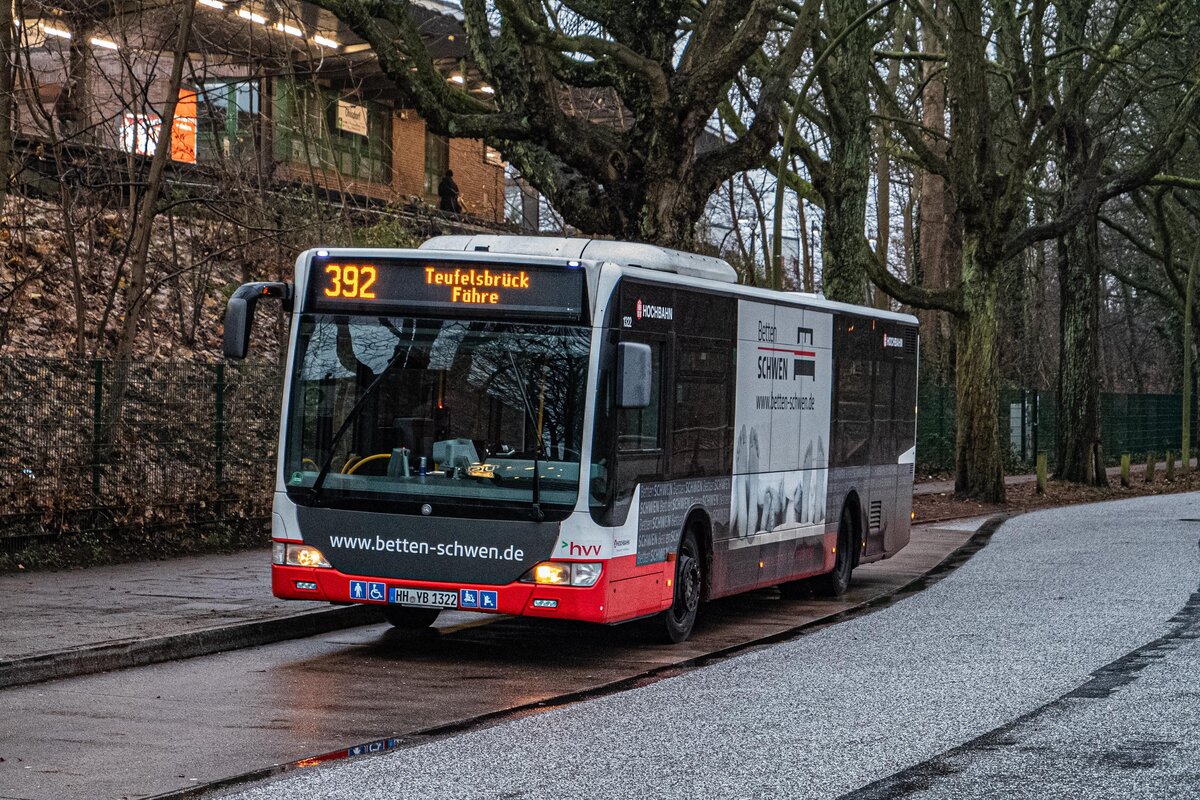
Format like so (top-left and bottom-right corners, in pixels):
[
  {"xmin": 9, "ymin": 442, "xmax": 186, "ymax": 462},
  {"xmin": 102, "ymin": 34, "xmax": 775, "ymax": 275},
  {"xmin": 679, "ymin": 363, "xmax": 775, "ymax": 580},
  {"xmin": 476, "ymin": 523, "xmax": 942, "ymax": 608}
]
[
  {"xmin": 1055, "ymin": 211, "xmax": 1106, "ymax": 485},
  {"xmin": 1050, "ymin": 0, "xmax": 1103, "ymax": 486},
  {"xmin": 814, "ymin": 0, "xmax": 873, "ymax": 304},
  {"xmin": 953, "ymin": 234, "xmax": 1006, "ymax": 501}
]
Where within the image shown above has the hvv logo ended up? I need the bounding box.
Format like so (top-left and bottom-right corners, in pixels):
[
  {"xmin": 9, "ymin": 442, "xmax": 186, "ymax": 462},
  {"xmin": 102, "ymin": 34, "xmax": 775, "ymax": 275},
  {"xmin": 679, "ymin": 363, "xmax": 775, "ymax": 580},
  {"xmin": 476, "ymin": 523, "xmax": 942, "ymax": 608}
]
[{"xmin": 561, "ymin": 540, "xmax": 602, "ymax": 557}]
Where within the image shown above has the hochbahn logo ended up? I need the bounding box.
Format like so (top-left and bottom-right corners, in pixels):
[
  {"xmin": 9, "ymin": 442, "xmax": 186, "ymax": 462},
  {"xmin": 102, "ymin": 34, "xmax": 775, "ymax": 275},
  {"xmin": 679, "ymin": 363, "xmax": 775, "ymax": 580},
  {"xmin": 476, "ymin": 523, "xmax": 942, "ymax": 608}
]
[
  {"xmin": 636, "ymin": 299, "xmax": 673, "ymax": 321},
  {"xmin": 883, "ymin": 333, "xmax": 904, "ymax": 349}
]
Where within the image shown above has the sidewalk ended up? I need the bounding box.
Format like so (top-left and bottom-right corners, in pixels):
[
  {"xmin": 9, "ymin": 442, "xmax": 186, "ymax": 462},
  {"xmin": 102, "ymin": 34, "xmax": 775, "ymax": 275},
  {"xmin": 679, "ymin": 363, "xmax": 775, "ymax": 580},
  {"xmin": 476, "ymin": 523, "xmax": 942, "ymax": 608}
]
[
  {"xmin": 0, "ymin": 550, "xmax": 377, "ymax": 689},
  {"xmin": 0, "ymin": 517, "xmax": 1001, "ymax": 692},
  {"xmin": 914, "ymin": 457, "xmax": 1195, "ymax": 495}
]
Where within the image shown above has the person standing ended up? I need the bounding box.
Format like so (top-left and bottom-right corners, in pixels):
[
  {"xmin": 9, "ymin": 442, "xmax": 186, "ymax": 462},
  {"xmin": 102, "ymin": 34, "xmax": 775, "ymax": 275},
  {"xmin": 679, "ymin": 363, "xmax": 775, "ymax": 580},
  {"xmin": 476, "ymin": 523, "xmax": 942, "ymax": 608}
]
[{"xmin": 438, "ymin": 169, "xmax": 461, "ymax": 213}]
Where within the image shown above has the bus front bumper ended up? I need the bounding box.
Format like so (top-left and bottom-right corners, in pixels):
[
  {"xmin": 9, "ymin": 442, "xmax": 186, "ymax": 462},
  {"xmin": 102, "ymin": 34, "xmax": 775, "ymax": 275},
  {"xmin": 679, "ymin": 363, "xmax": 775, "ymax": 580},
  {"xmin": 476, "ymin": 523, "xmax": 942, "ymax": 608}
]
[{"xmin": 271, "ymin": 562, "xmax": 617, "ymax": 624}]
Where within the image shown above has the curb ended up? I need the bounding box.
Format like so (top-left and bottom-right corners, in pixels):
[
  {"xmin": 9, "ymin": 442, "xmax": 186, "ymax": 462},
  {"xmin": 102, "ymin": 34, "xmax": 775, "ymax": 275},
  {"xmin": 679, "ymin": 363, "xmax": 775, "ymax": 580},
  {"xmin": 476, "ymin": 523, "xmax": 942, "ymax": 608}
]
[{"xmin": 0, "ymin": 604, "xmax": 381, "ymax": 690}]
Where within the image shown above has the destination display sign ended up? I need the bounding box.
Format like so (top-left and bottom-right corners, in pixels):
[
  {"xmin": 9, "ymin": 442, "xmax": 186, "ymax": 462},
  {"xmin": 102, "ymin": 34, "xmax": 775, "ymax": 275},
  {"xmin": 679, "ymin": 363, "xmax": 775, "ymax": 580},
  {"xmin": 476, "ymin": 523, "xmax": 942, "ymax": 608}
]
[{"xmin": 307, "ymin": 257, "xmax": 586, "ymax": 321}]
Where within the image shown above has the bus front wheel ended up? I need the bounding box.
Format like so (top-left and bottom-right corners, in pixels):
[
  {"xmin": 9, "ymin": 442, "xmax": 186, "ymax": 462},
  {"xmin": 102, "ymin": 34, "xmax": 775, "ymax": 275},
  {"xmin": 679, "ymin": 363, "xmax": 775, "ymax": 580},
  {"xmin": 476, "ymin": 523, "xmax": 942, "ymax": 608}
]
[
  {"xmin": 659, "ymin": 529, "xmax": 703, "ymax": 643},
  {"xmin": 381, "ymin": 606, "xmax": 440, "ymax": 629}
]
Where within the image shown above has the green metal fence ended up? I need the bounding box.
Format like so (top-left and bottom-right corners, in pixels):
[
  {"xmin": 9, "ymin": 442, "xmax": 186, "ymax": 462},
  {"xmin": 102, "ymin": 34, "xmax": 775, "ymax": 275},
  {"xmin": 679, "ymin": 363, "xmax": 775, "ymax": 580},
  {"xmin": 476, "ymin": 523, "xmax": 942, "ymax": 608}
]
[
  {"xmin": 0, "ymin": 357, "xmax": 282, "ymax": 555},
  {"xmin": 0, "ymin": 356, "xmax": 1193, "ymax": 558},
  {"xmin": 916, "ymin": 382, "xmax": 1193, "ymax": 473}
]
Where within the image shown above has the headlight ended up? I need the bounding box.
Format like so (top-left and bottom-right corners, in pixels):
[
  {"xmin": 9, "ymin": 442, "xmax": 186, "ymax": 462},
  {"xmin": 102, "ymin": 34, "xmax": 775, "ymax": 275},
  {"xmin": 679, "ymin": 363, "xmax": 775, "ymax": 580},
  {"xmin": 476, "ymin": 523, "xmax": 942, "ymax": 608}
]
[
  {"xmin": 521, "ymin": 561, "xmax": 602, "ymax": 586},
  {"xmin": 570, "ymin": 562, "xmax": 602, "ymax": 587},
  {"xmin": 282, "ymin": 543, "xmax": 331, "ymax": 568}
]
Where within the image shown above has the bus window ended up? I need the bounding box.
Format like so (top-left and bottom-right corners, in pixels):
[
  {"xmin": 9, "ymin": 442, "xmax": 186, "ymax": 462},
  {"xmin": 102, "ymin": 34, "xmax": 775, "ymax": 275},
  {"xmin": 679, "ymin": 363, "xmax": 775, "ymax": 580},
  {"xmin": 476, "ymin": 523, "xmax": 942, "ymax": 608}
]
[
  {"xmin": 835, "ymin": 357, "xmax": 871, "ymax": 465},
  {"xmin": 672, "ymin": 336, "xmax": 732, "ymax": 477},
  {"xmin": 617, "ymin": 342, "xmax": 663, "ymax": 451},
  {"xmin": 873, "ymin": 360, "xmax": 895, "ymax": 462}
]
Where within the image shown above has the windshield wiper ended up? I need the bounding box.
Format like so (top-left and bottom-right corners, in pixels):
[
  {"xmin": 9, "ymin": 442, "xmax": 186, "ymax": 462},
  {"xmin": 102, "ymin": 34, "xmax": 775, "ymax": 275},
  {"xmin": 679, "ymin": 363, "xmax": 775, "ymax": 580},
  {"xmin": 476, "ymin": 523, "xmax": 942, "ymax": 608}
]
[{"xmin": 307, "ymin": 341, "xmax": 409, "ymax": 505}]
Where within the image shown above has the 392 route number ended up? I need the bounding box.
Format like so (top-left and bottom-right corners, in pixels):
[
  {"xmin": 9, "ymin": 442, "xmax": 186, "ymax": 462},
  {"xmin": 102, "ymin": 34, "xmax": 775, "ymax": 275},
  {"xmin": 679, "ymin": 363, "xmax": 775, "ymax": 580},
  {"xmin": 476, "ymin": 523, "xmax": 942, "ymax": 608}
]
[{"xmin": 323, "ymin": 264, "xmax": 378, "ymax": 300}]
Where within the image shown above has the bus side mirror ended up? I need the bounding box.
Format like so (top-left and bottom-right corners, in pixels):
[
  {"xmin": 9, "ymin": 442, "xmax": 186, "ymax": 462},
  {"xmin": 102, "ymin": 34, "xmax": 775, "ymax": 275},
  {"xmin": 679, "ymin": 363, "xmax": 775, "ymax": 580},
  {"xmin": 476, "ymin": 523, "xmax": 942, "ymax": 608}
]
[
  {"xmin": 616, "ymin": 341, "xmax": 652, "ymax": 409},
  {"xmin": 224, "ymin": 281, "xmax": 293, "ymax": 359}
]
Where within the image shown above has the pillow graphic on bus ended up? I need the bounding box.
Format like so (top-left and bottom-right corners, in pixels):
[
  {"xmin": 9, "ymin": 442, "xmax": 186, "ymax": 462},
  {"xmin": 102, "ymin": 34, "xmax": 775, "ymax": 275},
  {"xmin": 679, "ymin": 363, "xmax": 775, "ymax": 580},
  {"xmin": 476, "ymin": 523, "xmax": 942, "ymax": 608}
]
[{"xmin": 730, "ymin": 424, "xmax": 827, "ymax": 539}]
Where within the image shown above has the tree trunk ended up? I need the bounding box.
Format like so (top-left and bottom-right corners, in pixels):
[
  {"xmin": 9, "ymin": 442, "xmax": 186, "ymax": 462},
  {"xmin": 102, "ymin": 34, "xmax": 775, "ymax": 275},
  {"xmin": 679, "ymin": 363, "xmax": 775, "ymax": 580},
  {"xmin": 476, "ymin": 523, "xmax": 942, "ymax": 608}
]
[
  {"xmin": 0, "ymin": 0, "xmax": 14, "ymax": 212},
  {"xmin": 815, "ymin": 0, "xmax": 873, "ymax": 304},
  {"xmin": 1054, "ymin": 212, "xmax": 1106, "ymax": 485},
  {"xmin": 798, "ymin": 192, "xmax": 814, "ymax": 292},
  {"xmin": 954, "ymin": 235, "xmax": 1006, "ymax": 501},
  {"xmin": 915, "ymin": 0, "xmax": 957, "ymax": 378},
  {"xmin": 99, "ymin": 0, "xmax": 196, "ymax": 453},
  {"xmin": 1183, "ymin": 242, "xmax": 1200, "ymax": 472},
  {"xmin": 1052, "ymin": 0, "xmax": 1106, "ymax": 486}
]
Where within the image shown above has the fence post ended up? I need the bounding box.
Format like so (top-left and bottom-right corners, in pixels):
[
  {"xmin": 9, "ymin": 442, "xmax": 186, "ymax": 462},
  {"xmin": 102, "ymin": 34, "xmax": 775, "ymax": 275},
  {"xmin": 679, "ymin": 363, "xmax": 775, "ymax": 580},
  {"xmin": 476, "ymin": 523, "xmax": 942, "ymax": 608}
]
[
  {"xmin": 215, "ymin": 363, "xmax": 225, "ymax": 518},
  {"xmin": 1020, "ymin": 391, "xmax": 1028, "ymax": 463},
  {"xmin": 91, "ymin": 359, "xmax": 103, "ymax": 500},
  {"xmin": 1120, "ymin": 454, "xmax": 1130, "ymax": 488},
  {"xmin": 1036, "ymin": 452, "xmax": 1047, "ymax": 495},
  {"xmin": 1032, "ymin": 392, "xmax": 1040, "ymax": 465}
]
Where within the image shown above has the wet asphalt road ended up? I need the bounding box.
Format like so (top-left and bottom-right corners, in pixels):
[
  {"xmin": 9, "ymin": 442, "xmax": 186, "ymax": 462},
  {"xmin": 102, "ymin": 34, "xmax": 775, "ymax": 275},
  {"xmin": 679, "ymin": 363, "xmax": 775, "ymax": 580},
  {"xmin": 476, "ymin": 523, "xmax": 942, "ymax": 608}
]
[
  {"xmin": 0, "ymin": 526, "xmax": 972, "ymax": 800},
  {"xmin": 226, "ymin": 494, "xmax": 1200, "ymax": 800}
]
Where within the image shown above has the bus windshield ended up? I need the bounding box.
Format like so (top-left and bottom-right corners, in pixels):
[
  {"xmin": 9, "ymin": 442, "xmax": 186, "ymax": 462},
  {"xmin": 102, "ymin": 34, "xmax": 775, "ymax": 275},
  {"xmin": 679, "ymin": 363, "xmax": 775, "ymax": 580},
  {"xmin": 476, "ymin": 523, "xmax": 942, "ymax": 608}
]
[{"xmin": 284, "ymin": 314, "xmax": 592, "ymax": 511}]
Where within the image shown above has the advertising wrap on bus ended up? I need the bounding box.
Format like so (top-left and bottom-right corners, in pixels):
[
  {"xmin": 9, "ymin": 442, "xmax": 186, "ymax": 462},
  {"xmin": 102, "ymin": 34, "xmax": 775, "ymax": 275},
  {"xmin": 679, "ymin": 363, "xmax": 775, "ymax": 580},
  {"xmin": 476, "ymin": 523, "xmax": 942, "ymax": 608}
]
[
  {"xmin": 729, "ymin": 301, "xmax": 832, "ymax": 547},
  {"xmin": 295, "ymin": 506, "xmax": 559, "ymax": 585}
]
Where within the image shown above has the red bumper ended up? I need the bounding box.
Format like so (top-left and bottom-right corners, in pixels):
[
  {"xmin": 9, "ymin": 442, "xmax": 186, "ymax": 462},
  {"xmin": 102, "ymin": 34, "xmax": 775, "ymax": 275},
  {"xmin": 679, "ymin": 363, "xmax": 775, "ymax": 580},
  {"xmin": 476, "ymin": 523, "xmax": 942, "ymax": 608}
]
[
  {"xmin": 273, "ymin": 549, "xmax": 674, "ymax": 625},
  {"xmin": 274, "ymin": 562, "xmax": 623, "ymax": 624}
]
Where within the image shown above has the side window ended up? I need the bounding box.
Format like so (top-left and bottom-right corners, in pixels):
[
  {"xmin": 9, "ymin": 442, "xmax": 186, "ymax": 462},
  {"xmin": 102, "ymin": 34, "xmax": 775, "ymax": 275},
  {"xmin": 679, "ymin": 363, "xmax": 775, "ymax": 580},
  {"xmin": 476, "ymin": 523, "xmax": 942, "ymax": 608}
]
[
  {"xmin": 617, "ymin": 342, "xmax": 663, "ymax": 451},
  {"xmin": 894, "ymin": 360, "xmax": 917, "ymax": 450},
  {"xmin": 672, "ymin": 336, "xmax": 731, "ymax": 477},
  {"xmin": 873, "ymin": 360, "xmax": 895, "ymax": 462}
]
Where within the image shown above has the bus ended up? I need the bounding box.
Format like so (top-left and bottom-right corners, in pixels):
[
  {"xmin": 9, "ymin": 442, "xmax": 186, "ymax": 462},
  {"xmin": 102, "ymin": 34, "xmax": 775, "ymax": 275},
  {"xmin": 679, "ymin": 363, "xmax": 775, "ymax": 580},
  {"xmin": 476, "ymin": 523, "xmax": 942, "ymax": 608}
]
[{"xmin": 225, "ymin": 236, "xmax": 918, "ymax": 643}]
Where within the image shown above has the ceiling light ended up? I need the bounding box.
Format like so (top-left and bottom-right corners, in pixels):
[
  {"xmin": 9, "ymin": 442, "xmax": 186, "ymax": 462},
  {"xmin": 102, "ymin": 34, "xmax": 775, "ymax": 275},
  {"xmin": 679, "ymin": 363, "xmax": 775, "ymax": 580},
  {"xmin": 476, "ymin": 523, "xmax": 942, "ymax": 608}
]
[
  {"xmin": 275, "ymin": 22, "xmax": 303, "ymax": 37},
  {"xmin": 42, "ymin": 24, "xmax": 71, "ymax": 39},
  {"xmin": 450, "ymin": 74, "xmax": 464, "ymax": 84},
  {"xmin": 478, "ymin": 84, "xmax": 495, "ymax": 94},
  {"xmin": 90, "ymin": 37, "xmax": 118, "ymax": 50},
  {"xmin": 237, "ymin": 9, "xmax": 267, "ymax": 24},
  {"xmin": 312, "ymin": 34, "xmax": 339, "ymax": 49},
  {"xmin": 198, "ymin": 0, "xmax": 225, "ymax": 8}
]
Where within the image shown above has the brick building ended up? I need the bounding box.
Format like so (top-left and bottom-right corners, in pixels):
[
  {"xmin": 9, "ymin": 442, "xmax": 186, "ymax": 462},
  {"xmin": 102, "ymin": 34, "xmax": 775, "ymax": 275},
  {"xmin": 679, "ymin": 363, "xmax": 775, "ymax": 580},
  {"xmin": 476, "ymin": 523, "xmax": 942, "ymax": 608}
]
[{"xmin": 13, "ymin": 0, "xmax": 507, "ymax": 222}]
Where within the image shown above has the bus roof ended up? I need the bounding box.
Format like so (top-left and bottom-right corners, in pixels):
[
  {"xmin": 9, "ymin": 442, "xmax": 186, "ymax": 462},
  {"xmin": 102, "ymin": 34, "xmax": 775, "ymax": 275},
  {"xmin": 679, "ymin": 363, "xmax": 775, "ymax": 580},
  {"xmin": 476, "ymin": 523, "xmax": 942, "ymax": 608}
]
[
  {"xmin": 421, "ymin": 235, "xmax": 739, "ymax": 284},
  {"xmin": 421, "ymin": 235, "xmax": 918, "ymax": 326}
]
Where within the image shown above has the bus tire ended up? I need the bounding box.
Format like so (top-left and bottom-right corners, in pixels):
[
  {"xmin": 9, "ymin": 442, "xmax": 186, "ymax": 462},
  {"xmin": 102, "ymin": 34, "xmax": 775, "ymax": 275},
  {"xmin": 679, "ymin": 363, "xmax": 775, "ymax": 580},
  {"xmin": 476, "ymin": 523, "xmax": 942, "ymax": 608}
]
[
  {"xmin": 659, "ymin": 528, "xmax": 703, "ymax": 643},
  {"xmin": 381, "ymin": 606, "xmax": 441, "ymax": 629},
  {"xmin": 813, "ymin": 503, "xmax": 857, "ymax": 598}
]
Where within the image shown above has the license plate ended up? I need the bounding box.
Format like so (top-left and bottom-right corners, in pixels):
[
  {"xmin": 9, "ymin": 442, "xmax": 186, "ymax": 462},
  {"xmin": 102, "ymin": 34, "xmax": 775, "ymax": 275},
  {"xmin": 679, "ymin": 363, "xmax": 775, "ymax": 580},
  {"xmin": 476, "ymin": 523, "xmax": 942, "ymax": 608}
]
[{"xmin": 391, "ymin": 588, "xmax": 458, "ymax": 608}]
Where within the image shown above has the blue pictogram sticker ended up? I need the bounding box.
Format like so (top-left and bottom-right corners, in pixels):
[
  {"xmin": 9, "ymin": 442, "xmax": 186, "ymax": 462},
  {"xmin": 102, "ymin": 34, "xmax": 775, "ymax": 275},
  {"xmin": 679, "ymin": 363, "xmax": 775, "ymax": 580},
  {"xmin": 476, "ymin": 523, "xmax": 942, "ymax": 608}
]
[
  {"xmin": 351, "ymin": 580, "xmax": 386, "ymax": 603},
  {"xmin": 459, "ymin": 589, "xmax": 479, "ymax": 608},
  {"xmin": 480, "ymin": 590, "xmax": 498, "ymax": 610}
]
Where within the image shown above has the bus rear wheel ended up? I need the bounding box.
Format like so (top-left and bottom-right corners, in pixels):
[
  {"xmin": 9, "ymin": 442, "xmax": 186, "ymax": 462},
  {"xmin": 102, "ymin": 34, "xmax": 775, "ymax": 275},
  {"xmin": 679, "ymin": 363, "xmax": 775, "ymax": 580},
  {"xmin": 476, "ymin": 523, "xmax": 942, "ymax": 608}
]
[
  {"xmin": 659, "ymin": 529, "xmax": 703, "ymax": 643},
  {"xmin": 813, "ymin": 504, "xmax": 856, "ymax": 598},
  {"xmin": 381, "ymin": 606, "xmax": 440, "ymax": 629}
]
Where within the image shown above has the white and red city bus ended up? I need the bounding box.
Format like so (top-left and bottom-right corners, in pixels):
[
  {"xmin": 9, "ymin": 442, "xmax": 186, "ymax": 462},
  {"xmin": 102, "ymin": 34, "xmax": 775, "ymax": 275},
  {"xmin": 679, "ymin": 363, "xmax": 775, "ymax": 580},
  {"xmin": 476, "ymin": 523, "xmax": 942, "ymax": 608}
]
[{"xmin": 225, "ymin": 236, "xmax": 918, "ymax": 642}]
